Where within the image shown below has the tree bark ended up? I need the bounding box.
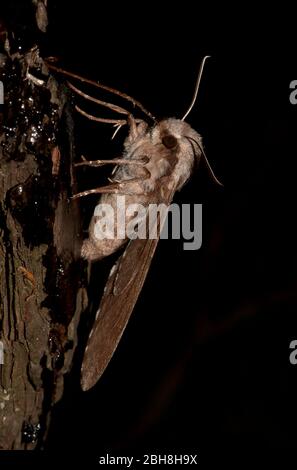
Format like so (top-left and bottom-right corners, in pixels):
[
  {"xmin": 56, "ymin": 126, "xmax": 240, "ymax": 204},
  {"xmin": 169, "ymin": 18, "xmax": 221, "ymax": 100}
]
[{"xmin": 0, "ymin": 41, "xmax": 86, "ymax": 449}]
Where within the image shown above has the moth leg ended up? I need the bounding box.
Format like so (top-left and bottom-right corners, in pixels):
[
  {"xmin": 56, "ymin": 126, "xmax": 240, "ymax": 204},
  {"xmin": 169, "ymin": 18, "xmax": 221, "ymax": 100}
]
[
  {"xmin": 67, "ymin": 81, "xmax": 129, "ymax": 116},
  {"xmin": 75, "ymin": 155, "xmax": 149, "ymax": 167},
  {"xmin": 71, "ymin": 175, "xmax": 150, "ymax": 200},
  {"xmin": 72, "ymin": 182, "xmax": 122, "ymax": 199},
  {"xmin": 46, "ymin": 62, "xmax": 156, "ymax": 122},
  {"xmin": 75, "ymin": 155, "xmax": 151, "ymax": 181},
  {"xmin": 127, "ymin": 114, "xmax": 138, "ymax": 140},
  {"xmin": 75, "ymin": 106, "xmax": 128, "ymax": 125},
  {"xmin": 111, "ymin": 124, "xmax": 124, "ymax": 140},
  {"xmin": 126, "ymin": 114, "xmax": 149, "ymax": 144}
]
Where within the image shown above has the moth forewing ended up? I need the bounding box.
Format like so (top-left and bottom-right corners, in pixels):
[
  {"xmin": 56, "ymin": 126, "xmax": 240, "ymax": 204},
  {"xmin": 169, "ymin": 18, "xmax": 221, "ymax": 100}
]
[{"xmin": 81, "ymin": 182, "xmax": 178, "ymax": 391}]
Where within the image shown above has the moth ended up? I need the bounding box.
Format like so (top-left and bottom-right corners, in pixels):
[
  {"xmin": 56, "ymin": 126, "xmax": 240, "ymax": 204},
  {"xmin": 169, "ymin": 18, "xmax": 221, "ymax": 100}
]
[{"xmin": 47, "ymin": 57, "xmax": 222, "ymax": 391}]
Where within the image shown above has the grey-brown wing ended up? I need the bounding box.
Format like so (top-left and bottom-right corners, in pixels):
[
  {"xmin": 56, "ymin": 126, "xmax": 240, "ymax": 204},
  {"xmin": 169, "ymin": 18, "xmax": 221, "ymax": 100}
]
[{"xmin": 81, "ymin": 187, "xmax": 174, "ymax": 391}]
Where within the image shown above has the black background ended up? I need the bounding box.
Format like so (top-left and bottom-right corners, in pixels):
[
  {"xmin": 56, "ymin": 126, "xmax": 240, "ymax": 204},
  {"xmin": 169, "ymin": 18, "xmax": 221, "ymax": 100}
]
[{"xmin": 2, "ymin": 1, "xmax": 297, "ymax": 467}]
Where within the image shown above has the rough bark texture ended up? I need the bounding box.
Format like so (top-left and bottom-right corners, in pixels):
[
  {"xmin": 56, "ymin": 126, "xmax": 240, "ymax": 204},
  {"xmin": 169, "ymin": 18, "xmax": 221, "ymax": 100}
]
[{"xmin": 0, "ymin": 43, "xmax": 86, "ymax": 449}]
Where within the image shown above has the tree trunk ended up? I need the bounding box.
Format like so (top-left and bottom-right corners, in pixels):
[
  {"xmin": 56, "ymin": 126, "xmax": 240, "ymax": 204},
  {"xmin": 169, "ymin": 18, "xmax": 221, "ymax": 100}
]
[{"xmin": 0, "ymin": 41, "xmax": 86, "ymax": 449}]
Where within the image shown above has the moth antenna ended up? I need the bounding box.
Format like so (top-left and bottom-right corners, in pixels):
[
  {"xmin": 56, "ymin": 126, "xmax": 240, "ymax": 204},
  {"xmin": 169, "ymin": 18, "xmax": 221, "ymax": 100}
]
[
  {"xmin": 182, "ymin": 55, "xmax": 211, "ymax": 121},
  {"xmin": 186, "ymin": 136, "xmax": 223, "ymax": 187},
  {"xmin": 200, "ymin": 146, "xmax": 224, "ymax": 187},
  {"xmin": 46, "ymin": 62, "xmax": 156, "ymax": 122}
]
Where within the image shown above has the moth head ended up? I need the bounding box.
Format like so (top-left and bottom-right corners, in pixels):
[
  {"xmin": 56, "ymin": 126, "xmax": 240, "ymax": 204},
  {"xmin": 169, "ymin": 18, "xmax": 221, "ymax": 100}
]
[
  {"xmin": 157, "ymin": 117, "xmax": 223, "ymax": 187},
  {"xmin": 152, "ymin": 118, "xmax": 203, "ymax": 164}
]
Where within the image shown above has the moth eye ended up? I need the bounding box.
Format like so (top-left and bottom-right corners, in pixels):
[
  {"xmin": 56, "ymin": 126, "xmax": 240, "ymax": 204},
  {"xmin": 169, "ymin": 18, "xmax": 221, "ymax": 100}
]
[{"xmin": 162, "ymin": 134, "xmax": 178, "ymax": 149}]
